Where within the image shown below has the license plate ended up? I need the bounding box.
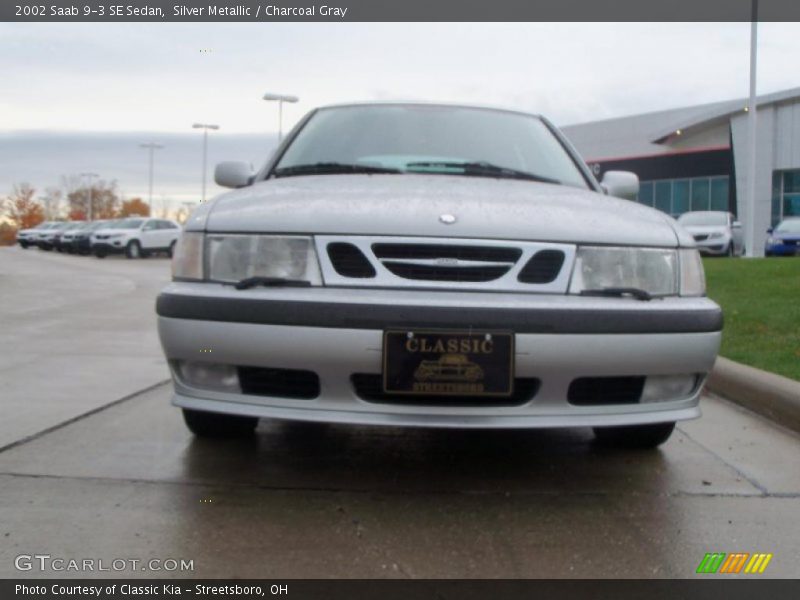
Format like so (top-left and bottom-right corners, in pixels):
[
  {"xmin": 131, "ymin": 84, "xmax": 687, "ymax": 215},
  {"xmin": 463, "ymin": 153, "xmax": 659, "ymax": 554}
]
[{"xmin": 383, "ymin": 329, "xmax": 514, "ymax": 396}]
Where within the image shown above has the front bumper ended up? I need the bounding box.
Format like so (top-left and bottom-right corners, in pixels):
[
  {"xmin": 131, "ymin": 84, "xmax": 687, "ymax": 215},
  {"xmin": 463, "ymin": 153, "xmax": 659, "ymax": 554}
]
[
  {"xmin": 695, "ymin": 238, "xmax": 730, "ymax": 255},
  {"xmin": 92, "ymin": 241, "xmax": 125, "ymax": 254},
  {"xmin": 765, "ymin": 243, "xmax": 800, "ymax": 256},
  {"xmin": 156, "ymin": 284, "xmax": 722, "ymax": 429}
]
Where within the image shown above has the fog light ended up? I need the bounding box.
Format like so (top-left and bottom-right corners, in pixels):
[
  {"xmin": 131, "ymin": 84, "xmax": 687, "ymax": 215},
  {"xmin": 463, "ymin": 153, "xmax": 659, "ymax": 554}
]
[
  {"xmin": 177, "ymin": 361, "xmax": 240, "ymax": 392},
  {"xmin": 641, "ymin": 375, "xmax": 697, "ymax": 403}
]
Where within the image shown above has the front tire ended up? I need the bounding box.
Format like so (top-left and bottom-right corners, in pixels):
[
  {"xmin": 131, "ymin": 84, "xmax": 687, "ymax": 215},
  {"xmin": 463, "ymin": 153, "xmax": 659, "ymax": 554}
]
[
  {"xmin": 182, "ymin": 409, "xmax": 258, "ymax": 438},
  {"xmin": 167, "ymin": 240, "xmax": 177, "ymax": 258},
  {"xmin": 727, "ymin": 243, "xmax": 735, "ymax": 257},
  {"xmin": 593, "ymin": 422, "xmax": 675, "ymax": 449},
  {"xmin": 19, "ymin": 241, "xmax": 29, "ymax": 249},
  {"xmin": 125, "ymin": 240, "xmax": 142, "ymax": 259},
  {"xmin": 94, "ymin": 249, "xmax": 107, "ymax": 259}
]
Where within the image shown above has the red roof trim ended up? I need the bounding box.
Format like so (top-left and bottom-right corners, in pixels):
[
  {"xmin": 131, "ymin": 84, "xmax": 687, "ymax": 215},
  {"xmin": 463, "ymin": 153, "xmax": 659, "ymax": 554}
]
[{"xmin": 585, "ymin": 145, "xmax": 730, "ymax": 164}]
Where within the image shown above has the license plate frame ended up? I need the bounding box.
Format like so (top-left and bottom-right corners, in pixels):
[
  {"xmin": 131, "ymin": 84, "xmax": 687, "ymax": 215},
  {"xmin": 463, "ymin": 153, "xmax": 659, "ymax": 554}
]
[{"xmin": 382, "ymin": 329, "xmax": 514, "ymax": 397}]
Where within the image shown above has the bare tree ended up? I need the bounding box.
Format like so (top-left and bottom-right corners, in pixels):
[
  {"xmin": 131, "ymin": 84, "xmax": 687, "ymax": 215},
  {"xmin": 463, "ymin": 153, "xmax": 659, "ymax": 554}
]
[{"xmin": 39, "ymin": 187, "xmax": 63, "ymax": 220}]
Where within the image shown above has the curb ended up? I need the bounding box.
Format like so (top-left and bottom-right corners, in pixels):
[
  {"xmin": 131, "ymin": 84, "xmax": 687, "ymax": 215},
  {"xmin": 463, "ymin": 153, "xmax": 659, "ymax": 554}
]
[{"xmin": 706, "ymin": 356, "xmax": 800, "ymax": 434}]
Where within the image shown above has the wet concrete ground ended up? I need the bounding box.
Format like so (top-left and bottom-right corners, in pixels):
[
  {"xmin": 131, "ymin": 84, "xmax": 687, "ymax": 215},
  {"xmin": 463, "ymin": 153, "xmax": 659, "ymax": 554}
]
[{"xmin": 1, "ymin": 247, "xmax": 799, "ymax": 578}]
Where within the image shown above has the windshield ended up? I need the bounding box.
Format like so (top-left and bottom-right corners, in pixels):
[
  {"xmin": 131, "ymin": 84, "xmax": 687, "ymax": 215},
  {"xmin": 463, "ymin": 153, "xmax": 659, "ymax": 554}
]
[
  {"xmin": 678, "ymin": 212, "xmax": 728, "ymax": 226},
  {"xmin": 775, "ymin": 219, "xmax": 800, "ymax": 234},
  {"xmin": 112, "ymin": 219, "xmax": 144, "ymax": 229},
  {"xmin": 273, "ymin": 105, "xmax": 590, "ymax": 188}
]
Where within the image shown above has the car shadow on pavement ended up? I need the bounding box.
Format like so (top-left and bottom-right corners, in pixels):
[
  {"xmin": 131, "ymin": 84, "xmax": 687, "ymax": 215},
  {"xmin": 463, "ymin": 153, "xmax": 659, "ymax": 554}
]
[{"xmin": 181, "ymin": 419, "xmax": 672, "ymax": 495}]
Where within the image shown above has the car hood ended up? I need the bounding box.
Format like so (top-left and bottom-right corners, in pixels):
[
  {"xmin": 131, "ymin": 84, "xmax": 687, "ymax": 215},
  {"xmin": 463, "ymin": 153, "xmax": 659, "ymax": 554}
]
[
  {"xmin": 772, "ymin": 232, "xmax": 800, "ymax": 241},
  {"xmin": 201, "ymin": 174, "xmax": 681, "ymax": 247}
]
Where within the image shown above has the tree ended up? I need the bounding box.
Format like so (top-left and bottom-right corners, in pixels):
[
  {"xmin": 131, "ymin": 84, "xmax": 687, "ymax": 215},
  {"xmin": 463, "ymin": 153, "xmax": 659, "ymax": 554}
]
[
  {"xmin": 2, "ymin": 183, "xmax": 45, "ymax": 230},
  {"xmin": 39, "ymin": 187, "xmax": 63, "ymax": 220},
  {"xmin": 67, "ymin": 179, "xmax": 120, "ymax": 220},
  {"xmin": 118, "ymin": 197, "xmax": 150, "ymax": 217}
]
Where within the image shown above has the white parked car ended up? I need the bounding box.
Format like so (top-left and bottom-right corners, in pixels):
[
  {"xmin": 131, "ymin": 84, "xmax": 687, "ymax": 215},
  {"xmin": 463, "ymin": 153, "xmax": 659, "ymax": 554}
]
[
  {"xmin": 677, "ymin": 211, "xmax": 743, "ymax": 256},
  {"xmin": 91, "ymin": 217, "xmax": 182, "ymax": 259},
  {"xmin": 16, "ymin": 221, "xmax": 57, "ymax": 249}
]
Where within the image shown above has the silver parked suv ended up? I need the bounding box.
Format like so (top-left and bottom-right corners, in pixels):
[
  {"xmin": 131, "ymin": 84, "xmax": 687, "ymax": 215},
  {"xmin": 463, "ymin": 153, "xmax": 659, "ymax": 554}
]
[{"xmin": 157, "ymin": 103, "xmax": 722, "ymax": 448}]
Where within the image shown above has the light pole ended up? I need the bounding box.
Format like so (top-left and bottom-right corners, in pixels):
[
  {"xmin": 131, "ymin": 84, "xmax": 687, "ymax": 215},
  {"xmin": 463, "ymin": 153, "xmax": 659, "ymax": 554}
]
[
  {"xmin": 744, "ymin": 0, "xmax": 760, "ymax": 257},
  {"xmin": 192, "ymin": 123, "xmax": 219, "ymax": 203},
  {"xmin": 139, "ymin": 142, "xmax": 164, "ymax": 212},
  {"xmin": 262, "ymin": 93, "xmax": 299, "ymax": 142},
  {"xmin": 80, "ymin": 172, "xmax": 99, "ymax": 220}
]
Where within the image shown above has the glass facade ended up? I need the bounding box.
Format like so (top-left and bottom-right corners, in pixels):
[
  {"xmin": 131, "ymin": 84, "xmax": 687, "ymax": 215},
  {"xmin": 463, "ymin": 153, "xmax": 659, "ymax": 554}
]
[
  {"xmin": 772, "ymin": 169, "xmax": 800, "ymax": 225},
  {"xmin": 636, "ymin": 176, "xmax": 730, "ymax": 218}
]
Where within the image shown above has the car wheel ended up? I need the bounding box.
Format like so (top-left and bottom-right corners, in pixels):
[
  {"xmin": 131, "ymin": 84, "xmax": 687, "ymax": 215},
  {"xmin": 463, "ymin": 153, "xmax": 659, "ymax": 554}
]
[
  {"xmin": 19, "ymin": 241, "xmax": 29, "ymax": 249},
  {"xmin": 593, "ymin": 422, "xmax": 675, "ymax": 449},
  {"xmin": 167, "ymin": 240, "xmax": 177, "ymax": 258},
  {"xmin": 727, "ymin": 243, "xmax": 735, "ymax": 257},
  {"xmin": 125, "ymin": 240, "xmax": 142, "ymax": 259},
  {"xmin": 182, "ymin": 408, "xmax": 258, "ymax": 438},
  {"xmin": 94, "ymin": 250, "xmax": 107, "ymax": 259}
]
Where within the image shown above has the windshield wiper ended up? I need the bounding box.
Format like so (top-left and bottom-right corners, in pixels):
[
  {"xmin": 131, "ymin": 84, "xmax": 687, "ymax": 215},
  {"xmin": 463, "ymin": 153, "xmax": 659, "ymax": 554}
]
[
  {"xmin": 273, "ymin": 162, "xmax": 402, "ymax": 177},
  {"xmin": 405, "ymin": 161, "xmax": 561, "ymax": 184},
  {"xmin": 580, "ymin": 287, "xmax": 653, "ymax": 302},
  {"xmin": 228, "ymin": 277, "xmax": 312, "ymax": 290}
]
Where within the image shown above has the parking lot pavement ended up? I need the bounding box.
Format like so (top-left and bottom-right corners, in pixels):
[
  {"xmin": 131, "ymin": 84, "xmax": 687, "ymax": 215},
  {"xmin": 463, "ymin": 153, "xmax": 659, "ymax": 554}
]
[
  {"xmin": 0, "ymin": 247, "xmax": 170, "ymax": 449},
  {"xmin": 1, "ymin": 246, "xmax": 799, "ymax": 579}
]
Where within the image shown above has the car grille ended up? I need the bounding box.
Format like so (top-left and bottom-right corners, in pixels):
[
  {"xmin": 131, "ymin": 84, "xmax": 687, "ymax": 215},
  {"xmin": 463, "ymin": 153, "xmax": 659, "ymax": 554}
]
[
  {"xmin": 517, "ymin": 250, "xmax": 566, "ymax": 284},
  {"xmin": 316, "ymin": 236, "xmax": 576, "ymax": 293},
  {"xmin": 351, "ymin": 373, "xmax": 540, "ymax": 407},
  {"xmin": 238, "ymin": 366, "xmax": 320, "ymax": 399},
  {"xmin": 327, "ymin": 242, "xmax": 376, "ymax": 278},
  {"xmin": 567, "ymin": 376, "xmax": 645, "ymax": 405},
  {"xmin": 693, "ymin": 234, "xmax": 709, "ymax": 242}
]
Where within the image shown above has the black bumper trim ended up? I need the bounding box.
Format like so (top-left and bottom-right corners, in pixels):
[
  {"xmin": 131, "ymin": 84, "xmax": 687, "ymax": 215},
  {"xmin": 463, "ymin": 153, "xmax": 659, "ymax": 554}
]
[{"xmin": 156, "ymin": 293, "xmax": 723, "ymax": 335}]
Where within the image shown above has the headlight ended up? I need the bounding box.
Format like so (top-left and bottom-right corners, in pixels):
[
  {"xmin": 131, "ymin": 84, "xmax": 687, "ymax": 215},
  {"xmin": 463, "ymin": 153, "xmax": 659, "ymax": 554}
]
[
  {"xmin": 172, "ymin": 232, "xmax": 204, "ymax": 280},
  {"xmin": 107, "ymin": 233, "xmax": 124, "ymax": 239},
  {"xmin": 569, "ymin": 247, "xmax": 679, "ymax": 296},
  {"xmin": 708, "ymin": 231, "xmax": 724, "ymax": 239},
  {"xmin": 207, "ymin": 235, "xmax": 322, "ymax": 284},
  {"xmin": 679, "ymin": 249, "xmax": 706, "ymax": 297},
  {"xmin": 766, "ymin": 237, "xmax": 776, "ymax": 245}
]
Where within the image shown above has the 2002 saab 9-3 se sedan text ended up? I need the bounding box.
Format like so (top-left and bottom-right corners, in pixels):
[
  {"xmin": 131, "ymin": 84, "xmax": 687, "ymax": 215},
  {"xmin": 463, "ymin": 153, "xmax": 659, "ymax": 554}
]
[{"xmin": 156, "ymin": 103, "xmax": 723, "ymax": 448}]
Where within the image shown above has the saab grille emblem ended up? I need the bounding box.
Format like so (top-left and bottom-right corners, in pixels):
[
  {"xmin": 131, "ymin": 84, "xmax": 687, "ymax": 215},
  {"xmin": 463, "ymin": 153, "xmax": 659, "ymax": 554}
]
[{"xmin": 439, "ymin": 213, "xmax": 457, "ymax": 225}]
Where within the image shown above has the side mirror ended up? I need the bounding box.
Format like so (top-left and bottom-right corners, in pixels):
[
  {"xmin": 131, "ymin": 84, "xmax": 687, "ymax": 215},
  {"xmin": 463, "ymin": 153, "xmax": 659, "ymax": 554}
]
[
  {"xmin": 600, "ymin": 170, "xmax": 639, "ymax": 200},
  {"xmin": 732, "ymin": 221, "xmax": 742, "ymax": 228},
  {"xmin": 767, "ymin": 227, "xmax": 773, "ymax": 234},
  {"xmin": 214, "ymin": 161, "xmax": 254, "ymax": 188}
]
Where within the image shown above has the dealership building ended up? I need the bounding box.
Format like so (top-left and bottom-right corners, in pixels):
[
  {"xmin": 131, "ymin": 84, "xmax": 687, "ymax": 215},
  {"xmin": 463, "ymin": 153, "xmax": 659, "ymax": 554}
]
[{"xmin": 562, "ymin": 87, "xmax": 800, "ymax": 252}]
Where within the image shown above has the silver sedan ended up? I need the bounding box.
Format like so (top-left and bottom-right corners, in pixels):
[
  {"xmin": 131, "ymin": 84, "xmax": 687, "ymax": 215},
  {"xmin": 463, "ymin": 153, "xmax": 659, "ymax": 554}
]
[{"xmin": 157, "ymin": 103, "xmax": 722, "ymax": 448}]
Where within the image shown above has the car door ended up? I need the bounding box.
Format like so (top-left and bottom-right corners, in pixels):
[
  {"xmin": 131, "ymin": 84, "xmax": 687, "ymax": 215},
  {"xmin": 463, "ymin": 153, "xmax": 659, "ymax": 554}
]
[
  {"xmin": 140, "ymin": 220, "xmax": 160, "ymax": 249},
  {"xmin": 160, "ymin": 220, "xmax": 180, "ymax": 247}
]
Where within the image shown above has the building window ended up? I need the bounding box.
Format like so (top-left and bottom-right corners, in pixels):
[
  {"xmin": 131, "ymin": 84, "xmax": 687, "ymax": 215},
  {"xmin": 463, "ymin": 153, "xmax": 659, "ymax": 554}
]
[
  {"xmin": 773, "ymin": 169, "xmax": 800, "ymax": 225},
  {"xmin": 635, "ymin": 175, "xmax": 730, "ymax": 217}
]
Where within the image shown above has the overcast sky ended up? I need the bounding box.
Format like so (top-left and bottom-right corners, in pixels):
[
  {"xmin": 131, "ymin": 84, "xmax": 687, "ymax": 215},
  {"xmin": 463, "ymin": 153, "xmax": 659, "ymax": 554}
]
[{"xmin": 2, "ymin": 22, "xmax": 800, "ymax": 204}]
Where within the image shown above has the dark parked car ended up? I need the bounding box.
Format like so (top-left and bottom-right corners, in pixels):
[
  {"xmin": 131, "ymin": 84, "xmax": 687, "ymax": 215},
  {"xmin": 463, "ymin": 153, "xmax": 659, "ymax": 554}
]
[
  {"xmin": 52, "ymin": 222, "xmax": 86, "ymax": 252},
  {"xmin": 65, "ymin": 220, "xmax": 114, "ymax": 255},
  {"xmin": 765, "ymin": 218, "xmax": 800, "ymax": 256}
]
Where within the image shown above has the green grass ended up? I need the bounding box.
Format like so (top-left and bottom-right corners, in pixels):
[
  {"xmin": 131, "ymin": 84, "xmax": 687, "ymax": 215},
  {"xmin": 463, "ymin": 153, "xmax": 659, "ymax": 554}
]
[{"xmin": 703, "ymin": 257, "xmax": 800, "ymax": 381}]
